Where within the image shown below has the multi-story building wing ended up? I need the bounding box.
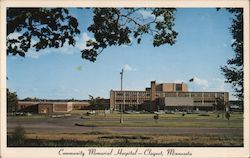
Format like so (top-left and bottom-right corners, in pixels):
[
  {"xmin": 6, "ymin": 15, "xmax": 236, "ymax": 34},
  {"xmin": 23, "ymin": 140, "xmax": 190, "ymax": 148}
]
[
  {"xmin": 110, "ymin": 90, "xmax": 150, "ymax": 111},
  {"xmin": 110, "ymin": 81, "xmax": 229, "ymax": 111}
]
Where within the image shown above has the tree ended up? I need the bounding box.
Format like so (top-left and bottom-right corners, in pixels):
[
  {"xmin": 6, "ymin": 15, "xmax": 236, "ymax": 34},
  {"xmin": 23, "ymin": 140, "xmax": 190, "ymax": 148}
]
[
  {"xmin": 10, "ymin": 126, "xmax": 26, "ymax": 146},
  {"xmin": 153, "ymin": 114, "xmax": 159, "ymax": 123},
  {"xmin": 7, "ymin": 89, "xmax": 18, "ymax": 113},
  {"xmin": 7, "ymin": 8, "xmax": 244, "ymax": 99},
  {"xmin": 82, "ymin": 8, "xmax": 178, "ymax": 61},
  {"xmin": 88, "ymin": 95, "xmax": 101, "ymax": 111},
  {"xmin": 7, "ymin": 8, "xmax": 177, "ymax": 62},
  {"xmin": 221, "ymin": 8, "xmax": 243, "ymax": 99},
  {"xmin": 225, "ymin": 111, "xmax": 230, "ymax": 120},
  {"xmin": 214, "ymin": 97, "xmax": 226, "ymax": 110},
  {"xmin": 213, "ymin": 97, "xmax": 226, "ymax": 118},
  {"xmin": 23, "ymin": 97, "xmax": 40, "ymax": 101},
  {"xmin": 7, "ymin": 8, "xmax": 80, "ymax": 57}
]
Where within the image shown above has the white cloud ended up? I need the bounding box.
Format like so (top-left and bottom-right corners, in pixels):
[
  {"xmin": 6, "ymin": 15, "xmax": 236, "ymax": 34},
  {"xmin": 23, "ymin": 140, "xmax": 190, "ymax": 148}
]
[
  {"xmin": 8, "ymin": 33, "xmax": 42, "ymax": 59},
  {"xmin": 25, "ymin": 45, "xmax": 73, "ymax": 59},
  {"xmin": 76, "ymin": 32, "xmax": 94, "ymax": 50},
  {"xmin": 156, "ymin": 15, "xmax": 164, "ymax": 22},
  {"xmin": 138, "ymin": 10, "xmax": 155, "ymax": 20},
  {"xmin": 211, "ymin": 78, "xmax": 226, "ymax": 91},
  {"xmin": 174, "ymin": 80, "xmax": 185, "ymax": 83},
  {"xmin": 193, "ymin": 77, "xmax": 209, "ymax": 90},
  {"xmin": 26, "ymin": 50, "xmax": 43, "ymax": 59},
  {"xmin": 82, "ymin": 32, "xmax": 91, "ymax": 41},
  {"xmin": 190, "ymin": 77, "xmax": 229, "ymax": 92},
  {"xmin": 7, "ymin": 32, "xmax": 21, "ymax": 39},
  {"xmin": 7, "ymin": 32, "xmax": 76, "ymax": 59},
  {"xmin": 137, "ymin": 10, "xmax": 164, "ymax": 22},
  {"xmin": 54, "ymin": 44, "xmax": 75, "ymax": 55},
  {"xmin": 123, "ymin": 64, "xmax": 136, "ymax": 72}
]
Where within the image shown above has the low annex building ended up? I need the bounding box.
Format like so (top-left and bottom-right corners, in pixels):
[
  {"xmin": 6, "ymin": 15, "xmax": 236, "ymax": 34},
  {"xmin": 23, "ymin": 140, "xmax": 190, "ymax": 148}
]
[
  {"xmin": 17, "ymin": 101, "xmax": 90, "ymax": 114},
  {"xmin": 110, "ymin": 81, "xmax": 229, "ymax": 111},
  {"xmin": 38, "ymin": 102, "xmax": 73, "ymax": 114}
]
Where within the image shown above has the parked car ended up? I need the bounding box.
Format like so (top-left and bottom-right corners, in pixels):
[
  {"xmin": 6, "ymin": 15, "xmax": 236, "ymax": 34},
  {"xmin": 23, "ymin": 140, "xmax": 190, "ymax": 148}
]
[
  {"xmin": 86, "ymin": 111, "xmax": 96, "ymax": 115},
  {"xmin": 124, "ymin": 111, "xmax": 140, "ymax": 114},
  {"xmin": 15, "ymin": 112, "xmax": 25, "ymax": 116},
  {"xmin": 154, "ymin": 111, "xmax": 165, "ymax": 114}
]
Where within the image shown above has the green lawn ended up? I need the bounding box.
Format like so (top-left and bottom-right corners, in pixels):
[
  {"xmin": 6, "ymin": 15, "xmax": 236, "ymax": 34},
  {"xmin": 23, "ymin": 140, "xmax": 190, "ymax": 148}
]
[
  {"xmin": 76, "ymin": 119, "xmax": 242, "ymax": 128},
  {"xmin": 8, "ymin": 111, "xmax": 243, "ymax": 128},
  {"xmin": 76, "ymin": 112, "xmax": 243, "ymax": 128},
  {"xmin": 77, "ymin": 111, "xmax": 243, "ymax": 120}
]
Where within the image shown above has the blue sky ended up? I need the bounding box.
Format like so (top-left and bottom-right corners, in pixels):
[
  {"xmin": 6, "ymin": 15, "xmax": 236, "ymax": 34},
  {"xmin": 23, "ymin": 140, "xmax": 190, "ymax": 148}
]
[{"xmin": 7, "ymin": 8, "xmax": 237, "ymax": 100}]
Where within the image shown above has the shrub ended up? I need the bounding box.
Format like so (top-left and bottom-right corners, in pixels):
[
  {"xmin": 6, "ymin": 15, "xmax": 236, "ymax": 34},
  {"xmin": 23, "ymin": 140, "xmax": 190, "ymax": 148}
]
[
  {"xmin": 225, "ymin": 112, "xmax": 230, "ymax": 120},
  {"xmin": 11, "ymin": 126, "xmax": 26, "ymax": 146}
]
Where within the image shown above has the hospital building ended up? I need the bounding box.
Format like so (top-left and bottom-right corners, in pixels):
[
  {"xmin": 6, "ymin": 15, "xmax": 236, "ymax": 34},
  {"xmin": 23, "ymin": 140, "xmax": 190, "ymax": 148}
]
[{"xmin": 110, "ymin": 81, "xmax": 229, "ymax": 112}]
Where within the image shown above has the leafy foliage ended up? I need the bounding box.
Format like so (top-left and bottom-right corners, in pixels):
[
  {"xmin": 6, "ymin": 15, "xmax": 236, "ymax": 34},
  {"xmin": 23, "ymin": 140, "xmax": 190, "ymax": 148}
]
[
  {"xmin": 225, "ymin": 112, "xmax": 230, "ymax": 120},
  {"xmin": 88, "ymin": 95, "xmax": 101, "ymax": 110},
  {"xmin": 82, "ymin": 8, "xmax": 178, "ymax": 62},
  {"xmin": 7, "ymin": 8, "xmax": 80, "ymax": 57},
  {"xmin": 7, "ymin": 8, "xmax": 177, "ymax": 62},
  {"xmin": 7, "ymin": 8, "xmax": 244, "ymax": 99},
  {"xmin": 221, "ymin": 8, "xmax": 243, "ymax": 99},
  {"xmin": 213, "ymin": 97, "xmax": 226, "ymax": 111},
  {"xmin": 7, "ymin": 89, "xmax": 18, "ymax": 113},
  {"xmin": 10, "ymin": 126, "xmax": 26, "ymax": 146},
  {"xmin": 22, "ymin": 97, "xmax": 41, "ymax": 101}
]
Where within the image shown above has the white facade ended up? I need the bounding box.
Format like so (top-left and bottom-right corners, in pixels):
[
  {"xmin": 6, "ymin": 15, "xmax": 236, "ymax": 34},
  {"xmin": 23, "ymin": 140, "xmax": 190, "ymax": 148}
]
[{"xmin": 165, "ymin": 97, "xmax": 194, "ymax": 107}]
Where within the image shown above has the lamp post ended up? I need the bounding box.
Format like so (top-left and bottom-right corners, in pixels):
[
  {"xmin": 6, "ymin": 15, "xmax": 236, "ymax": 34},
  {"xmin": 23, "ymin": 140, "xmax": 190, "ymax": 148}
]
[{"xmin": 120, "ymin": 68, "xmax": 124, "ymax": 123}]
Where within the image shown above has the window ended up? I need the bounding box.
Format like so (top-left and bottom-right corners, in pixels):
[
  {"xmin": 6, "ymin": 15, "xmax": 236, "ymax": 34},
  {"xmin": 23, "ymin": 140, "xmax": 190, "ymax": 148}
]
[
  {"xmin": 176, "ymin": 84, "xmax": 182, "ymax": 91},
  {"xmin": 178, "ymin": 93, "xmax": 189, "ymax": 97}
]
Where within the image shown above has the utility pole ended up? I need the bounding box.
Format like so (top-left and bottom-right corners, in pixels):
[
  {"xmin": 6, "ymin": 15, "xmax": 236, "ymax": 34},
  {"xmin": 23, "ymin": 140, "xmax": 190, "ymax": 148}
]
[{"xmin": 120, "ymin": 68, "xmax": 124, "ymax": 123}]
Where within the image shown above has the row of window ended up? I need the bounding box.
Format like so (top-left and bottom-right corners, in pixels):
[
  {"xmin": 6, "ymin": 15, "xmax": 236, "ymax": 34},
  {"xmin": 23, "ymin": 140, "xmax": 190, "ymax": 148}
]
[
  {"xmin": 116, "ymin": 96, "xmax": 150, "ymax": 100},
  {"xmin": 115, "ymin": 100, "xmax": 148, "ymax": 103},
  {"xmin": 114, "ymin": 91, "xmax": 226, "ymax": 99},
  {"xmin": 115, "ymin": 92, "xmax": 150, "ymax": 97}
]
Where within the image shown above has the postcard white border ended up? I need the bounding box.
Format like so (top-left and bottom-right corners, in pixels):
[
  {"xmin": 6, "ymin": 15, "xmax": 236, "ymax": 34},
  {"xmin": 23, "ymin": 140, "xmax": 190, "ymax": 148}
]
[{"xmin": 1, "ymin": 0, "xmax": 249, "ymax": 158}]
